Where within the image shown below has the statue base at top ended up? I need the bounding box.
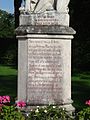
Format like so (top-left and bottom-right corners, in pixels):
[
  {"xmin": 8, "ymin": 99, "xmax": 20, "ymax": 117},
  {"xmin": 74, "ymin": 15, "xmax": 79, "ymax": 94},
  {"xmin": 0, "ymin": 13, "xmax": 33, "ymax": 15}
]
[{"xmin": 20, "ymin": 10, "xmax": 69, "ymax": 26}]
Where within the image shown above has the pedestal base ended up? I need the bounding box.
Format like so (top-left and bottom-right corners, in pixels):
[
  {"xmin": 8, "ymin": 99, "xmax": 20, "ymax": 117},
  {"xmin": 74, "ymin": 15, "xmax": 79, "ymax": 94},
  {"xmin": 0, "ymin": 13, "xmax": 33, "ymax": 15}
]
[{"xmin": 16, "ymin": 25, "xmax": 76, "ymax": 113}]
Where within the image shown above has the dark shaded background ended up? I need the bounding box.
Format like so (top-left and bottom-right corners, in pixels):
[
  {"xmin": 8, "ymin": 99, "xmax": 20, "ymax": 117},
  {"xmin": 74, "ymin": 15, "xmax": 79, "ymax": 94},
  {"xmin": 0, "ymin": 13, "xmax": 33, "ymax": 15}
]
[{"xmin": 69, "ymin": 0, "xmax": 90, "ymax": 72}]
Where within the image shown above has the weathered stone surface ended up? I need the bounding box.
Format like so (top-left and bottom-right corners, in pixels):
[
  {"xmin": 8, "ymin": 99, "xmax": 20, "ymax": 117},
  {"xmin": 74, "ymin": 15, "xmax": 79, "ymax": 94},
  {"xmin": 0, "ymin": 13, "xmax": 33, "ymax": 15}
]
[
  {"xmin": 19, "ymin": 8, "xmax": 70, "ymax": 26},
  {"xmin": 20, "ymin": 0, "xmax": 70, "ymax": 14},
  {"xmin": 16, "ymin": 25, "xmax": 76, "ymax": 35},
  {"xmin": 17, "ymin": 32, "xmax": 75, "ymax": 112},
  {"xmin": 27, "ymin": 39, "xmax": 63, "ymax": 105}
]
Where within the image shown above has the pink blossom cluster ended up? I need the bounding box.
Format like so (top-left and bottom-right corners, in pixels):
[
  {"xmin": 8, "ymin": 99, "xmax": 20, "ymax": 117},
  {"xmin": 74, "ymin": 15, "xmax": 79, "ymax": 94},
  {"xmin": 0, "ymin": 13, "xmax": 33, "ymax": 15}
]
[
  {"xmin": 16, "ymin": 100, "xmax": 26, "ymax": 108},
  {"xmin": 85, "ymin": 100, "xmax": 90, "ymax": 106},
  {"xmin": 0, "ymin": 96, "xmax": 10, "ymax": 104}
]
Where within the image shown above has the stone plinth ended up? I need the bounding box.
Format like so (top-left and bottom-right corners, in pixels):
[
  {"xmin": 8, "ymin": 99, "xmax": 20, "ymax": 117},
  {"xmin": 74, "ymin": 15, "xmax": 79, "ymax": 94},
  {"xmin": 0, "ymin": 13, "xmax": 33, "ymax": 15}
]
[
  {"xmin": 19, "ymin": 11, "xmax": 69, "ymax": 26},
  {"xmin": 16, "ymin": 25, "xmax": 75, "ymax": 112}
]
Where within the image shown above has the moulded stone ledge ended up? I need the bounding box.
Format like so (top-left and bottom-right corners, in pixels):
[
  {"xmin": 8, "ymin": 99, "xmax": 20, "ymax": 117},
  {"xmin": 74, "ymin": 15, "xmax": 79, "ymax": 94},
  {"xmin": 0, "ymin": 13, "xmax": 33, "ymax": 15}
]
[{"xmin": 15, "ymin": 25, "xmax": 76, "ymax": 35}]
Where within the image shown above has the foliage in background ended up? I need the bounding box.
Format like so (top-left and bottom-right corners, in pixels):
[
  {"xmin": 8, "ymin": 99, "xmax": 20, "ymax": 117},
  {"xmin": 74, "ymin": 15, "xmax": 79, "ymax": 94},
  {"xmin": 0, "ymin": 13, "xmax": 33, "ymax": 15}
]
[
  {"xmin": 0, "ymin": 9, "xmax": 16, "ymax": 66},
  {"xmin": 69, "ymin": 0, "xmax": 90, "ymax": 72},
  {"xmin": 0, "ymin": 38, "xmax": 17, "ymax": 66},
  {"xmin": 0, "ymin": 9, "xmax": 15, "ymax": 38}
]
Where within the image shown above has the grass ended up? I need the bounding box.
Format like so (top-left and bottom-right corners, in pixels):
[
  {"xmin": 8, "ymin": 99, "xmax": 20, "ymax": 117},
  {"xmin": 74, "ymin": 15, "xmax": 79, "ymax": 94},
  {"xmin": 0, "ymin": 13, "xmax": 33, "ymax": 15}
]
[
  {"xmin": 0, "ymin": 65, "xmax": 17, "ymax": 98},
  {"xmin": 0, "ymin": 65, "xmax": 90, "ymax": 111},
  {"xmin": 0, "ymin": 65, "xmax": 17, "ymax": 76},
  {"xmin": 72, "ymin": 72, "xmax": 90, "ymax": 111}
]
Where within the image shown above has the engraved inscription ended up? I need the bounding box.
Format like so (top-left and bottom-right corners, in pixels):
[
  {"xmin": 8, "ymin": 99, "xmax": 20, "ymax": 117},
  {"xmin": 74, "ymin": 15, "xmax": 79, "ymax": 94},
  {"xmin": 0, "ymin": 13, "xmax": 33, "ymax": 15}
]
[
  {"xmin": 31, "ymin": 12, "xmax": 59, "ymax": 25},
  {"xmin": 27, "ymin": 39, "xmax": 63, "ymax": 104}
]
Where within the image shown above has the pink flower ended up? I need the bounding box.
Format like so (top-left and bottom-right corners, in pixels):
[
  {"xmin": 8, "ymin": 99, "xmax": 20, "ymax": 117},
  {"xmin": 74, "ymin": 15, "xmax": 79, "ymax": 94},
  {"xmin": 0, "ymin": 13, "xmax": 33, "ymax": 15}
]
[
  {"xmin": 16, "ymin": 101, "xmax": 26, "ymax": 108},
  {"xmin": 2, "ymin": 96, "xmax": 10, "ymax": 103},
  {"xmin": 5, "ymin": 96, "xmax": 10, "ymax": 102},
  {"xmin": 85, "ymin": 100, "xmax": 90, "ymax": 106},
  {"xmin": 0, "ymin": 96, "xmax": 10, "ymax": 104},
  {"xmin": 0, "ymin": 96, "xmax": 3, "ymax": 103}
]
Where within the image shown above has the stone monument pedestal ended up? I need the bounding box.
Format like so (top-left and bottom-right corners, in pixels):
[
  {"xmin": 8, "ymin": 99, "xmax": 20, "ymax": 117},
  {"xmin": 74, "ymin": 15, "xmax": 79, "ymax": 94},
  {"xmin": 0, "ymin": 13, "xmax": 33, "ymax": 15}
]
[{"xmin": 16, "ymin": 25, "xmax": 75, "ymax": 112}]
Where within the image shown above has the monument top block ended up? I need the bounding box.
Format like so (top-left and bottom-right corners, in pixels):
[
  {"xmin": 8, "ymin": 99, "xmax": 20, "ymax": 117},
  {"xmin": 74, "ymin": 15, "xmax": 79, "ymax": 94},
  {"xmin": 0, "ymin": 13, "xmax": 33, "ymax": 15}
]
[{"xmin": 19, "ymin": 0, "xmax": 70, "ymax": 26}]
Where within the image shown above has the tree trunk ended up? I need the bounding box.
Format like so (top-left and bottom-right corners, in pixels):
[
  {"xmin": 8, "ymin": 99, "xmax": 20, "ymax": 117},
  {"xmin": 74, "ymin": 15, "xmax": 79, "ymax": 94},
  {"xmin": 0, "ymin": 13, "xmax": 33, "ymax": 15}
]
[{"xmin": 14, "ymin": 0, "xmax": 22, "ymax": 28}]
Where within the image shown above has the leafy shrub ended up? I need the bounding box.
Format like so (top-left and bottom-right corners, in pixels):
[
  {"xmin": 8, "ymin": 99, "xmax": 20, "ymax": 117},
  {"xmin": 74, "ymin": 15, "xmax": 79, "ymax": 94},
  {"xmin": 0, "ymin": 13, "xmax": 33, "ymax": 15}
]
[
  {"xmin": 0, "ymin": 96, "xmax": 25, "ymax": 120},
  {"xmin": 0, "ymin": 96, "xmax": 90, "ymax": 120},
  {"xmin": 0, "ymin": 105, "xmax": 25, "ymax": 120},
  {"xmin": 76, "ymin": 99, "xmax": 90, "ymax": 120},
  {"xmin": 27, "ymin": 105, "xmax": 74, "ymax": 120},
  {"xmin": 76, "ymin": 107, "xmax": 90, "ymax": 120}
]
